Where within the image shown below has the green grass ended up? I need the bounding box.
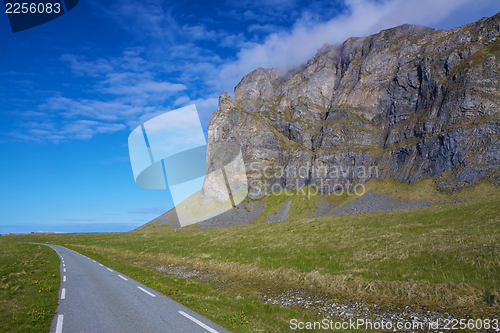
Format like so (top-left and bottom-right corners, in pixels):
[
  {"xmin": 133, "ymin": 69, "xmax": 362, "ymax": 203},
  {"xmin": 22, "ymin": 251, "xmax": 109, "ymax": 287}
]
[
  {"xmin": 3, "ymin": 179, "xmax": 500, "ymax": 332},
  {"xmin": 36, "ymin": 245, "xmax": 331, "ymax": 332},
  {"xmin": 245, "ymin": 178, "xmax": 500, "ymax": 223},
  {"xmin": 367, "ymin": 178, "xmax": 500, "ymax": 204},
  {"xmin": 4, "ymin": 202, "xmax": 500, "ymax": 330},
  {"xmin": 0, "ymin": 242, "xmax": 60, "ymax": 333},
  {"xmin": 248, "ymin": 185, "xmax": 364, "ymax": 223}
]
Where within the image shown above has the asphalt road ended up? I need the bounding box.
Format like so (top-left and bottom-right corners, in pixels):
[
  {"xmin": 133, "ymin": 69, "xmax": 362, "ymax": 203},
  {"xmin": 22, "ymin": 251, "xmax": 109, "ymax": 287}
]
[{"xmin": 43, "ymin": 244, "xmax": 232, "ymax": 333}]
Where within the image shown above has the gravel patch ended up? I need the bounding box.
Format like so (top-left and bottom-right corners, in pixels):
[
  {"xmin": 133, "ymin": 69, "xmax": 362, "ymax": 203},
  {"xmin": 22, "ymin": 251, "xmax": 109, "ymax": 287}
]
[
  {"xmin": 263, "ymin": 289, "xmax": 466, "ymax": 332},
  {"xmin": 314, "ymin": 199, "xmax": 335, "ymax": 217},
  {"xmin": 190, "ymin": 200, "xmax": 265, "ymax": 229},
  {"xmin": 330, "ymin": 190, "xmax": 429, "ymax": 216},
  {"xmin": 152, "ymin": 262, "xmax": 499, "ymax": 332},
  {"xmin": 141, "ymin": 190, "xmax": 430, "ymax": 230},
  {"xmin": 265, "ymin": 198, "xmax": 291, "ymax": 222}
]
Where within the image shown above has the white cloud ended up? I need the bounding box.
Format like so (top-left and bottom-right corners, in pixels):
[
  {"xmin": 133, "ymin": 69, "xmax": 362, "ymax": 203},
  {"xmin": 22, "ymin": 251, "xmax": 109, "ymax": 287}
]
[
  {"xmin": 60, "ymin": 54, "xmax": 114, "ymax": 77},
  {"xmin": 103, "ymin": 80, "xmax": 187, "ymax": 96},
  {"xmin": 94, "ymin": 0, "xmax": 178, "ymax": 42},
  {"xmin": 15, "ymin": 48, "xmax": 192, "ymax": 142},
  {"xmin": 93, "ymin": 0, "xmax": 228, "ymax": 46},
  {"xmin": 125, "ymin": 95, "xmax": 218, "ymax": 132},
  {"xmin": 170, "ymin": 95, "xmax": 219, "ymax": 130},
  {"xmin": 62, "ymin": 120, "xmax": 126, "ymax": 139},
  {"xmin": 12, "ymin": 118, "xmax": 126, "ymax": 142},
  {"xmin": 227, "ymin": 0, "xmax": 299, "ymax": 8},
  {"xmin": 61, "ymin": 49, "xmax": 150, "ymax": 77},
  {"xmin": 217, "ymin": 0, "xmax": 498, "ymax": 91},
  {"xmin": 41, "ymin": 97, "xmax": 124, "ymax": 121},
  {"xmin": 218, "ymin": 33, "xmax": 249, "ymax": 48},
  {"xmin": 181, "ymin": 25, "xmax": 218, "ymax": 41},
  {"xmin": 11, "ymin": 0, "xmax": 499, "ymax": 143},
  {"xmin": 224, "ymin": 0, "xmax": 301, "ymax": 23}
]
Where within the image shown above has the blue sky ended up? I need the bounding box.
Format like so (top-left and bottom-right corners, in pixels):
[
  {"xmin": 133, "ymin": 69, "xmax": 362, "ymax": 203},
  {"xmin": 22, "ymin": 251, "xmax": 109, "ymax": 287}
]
[{"xmin": 1, "ymin": 0, "xmax": 499, "ymax": 234}]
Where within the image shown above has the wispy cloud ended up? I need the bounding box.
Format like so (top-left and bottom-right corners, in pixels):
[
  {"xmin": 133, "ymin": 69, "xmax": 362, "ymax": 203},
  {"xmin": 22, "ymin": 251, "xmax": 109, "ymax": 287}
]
[
  {"xmin": 93, "ymin": 0, "xmax": 179, "ymax": 43},
  {"xmin": 60, "ymin": 54, "xmax": 115, "ymax": 77},
  {"xmin": 12, "ymin": 117, "xmax": 126, "ymax": 142},
  {"xmin": 12, "ymin": 48, "xmax": 192, "ymax": 142},
  {"xmin": 93, "ymin": 0, "xmax": 229, "ymax": 46},
  {"xmin": 9, "ymin": 0, "xmax": 499, "ymax": 143},
  {"xmin": 224, "ymin": 0, "xmax": 302, "ymax": 23},
  {"xmin": 217, "ymin": 0, "xmax": 498, "ymax": 88},
  {"xmin": 102, "ymin": 78, "xmax": 186, "ymax": 96}
]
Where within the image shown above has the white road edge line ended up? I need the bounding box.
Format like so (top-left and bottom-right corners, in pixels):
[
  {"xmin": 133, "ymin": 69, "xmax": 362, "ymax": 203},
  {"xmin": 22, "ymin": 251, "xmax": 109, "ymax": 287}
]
[
  {"xmin": 61, "ymin": 288, "xmax": 66, "ymax": 300},
  {"xmin": 63, "ymin": 276, "xmax": 66, "ymax": 282},
  {"xmin": 99, "ymin": 263, "xmax": 103, "ymax": 267},
  {"xmin": 178, "ymin": 311, "xmax": 219, "ymax": 333},
  {"xmin": 107, "ymin": 268, "xmax": 113, "ymax": 272},
  {"xmin": 55, "ymin": 314, "xmax": 63, "ymax": 333},
  {"xmin": 118, "ymin": 275, "xmax": 128, "ymax": 281},
  {"xmin": 137, "ymin": 286, "xmax": 155, "ymax": 297},
  {"xmin": 63, "ymin": 268, "xmax": 66, "ymax": 272}
]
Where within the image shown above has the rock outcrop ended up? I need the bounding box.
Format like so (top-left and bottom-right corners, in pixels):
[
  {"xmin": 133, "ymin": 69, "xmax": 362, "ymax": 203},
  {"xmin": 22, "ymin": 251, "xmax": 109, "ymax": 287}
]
[{"xmin": 204, "ymin": 13, "xmax": 500, "ymax": 199}]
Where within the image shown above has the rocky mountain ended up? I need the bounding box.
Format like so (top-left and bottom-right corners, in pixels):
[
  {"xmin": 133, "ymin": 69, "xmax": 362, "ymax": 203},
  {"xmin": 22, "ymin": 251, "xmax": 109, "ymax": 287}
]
[{"xmin": 203, "ymin": 13, "xmax": 500, "ymax": 200}]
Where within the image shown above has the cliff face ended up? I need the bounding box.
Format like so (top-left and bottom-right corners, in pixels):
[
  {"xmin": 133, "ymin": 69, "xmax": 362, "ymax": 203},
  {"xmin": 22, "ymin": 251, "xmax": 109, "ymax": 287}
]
[{"xmin": 205, "ymin": 14, "xmax": 500, "ymax": 199}]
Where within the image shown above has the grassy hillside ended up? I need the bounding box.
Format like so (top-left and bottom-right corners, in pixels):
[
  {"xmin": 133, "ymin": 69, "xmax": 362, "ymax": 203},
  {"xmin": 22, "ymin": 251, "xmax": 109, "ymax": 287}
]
[
  {"xmin": 229, "ymin": 178, "xmax": 500, "ymax": 223},
  {"xmin": 3, "ymin": 179, "xmax": 500, "ymax": 332},
  {"xmin": 364, "ymin": 178, "xmax": 500, "ymax": 204},
  {"xmin": 134, "ymin": 200, "xmax": 500, "ymax": 308}
]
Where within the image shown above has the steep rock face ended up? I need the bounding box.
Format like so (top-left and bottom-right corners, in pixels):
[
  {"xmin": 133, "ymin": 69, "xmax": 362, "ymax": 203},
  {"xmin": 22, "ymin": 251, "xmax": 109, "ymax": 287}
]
[{"xmin": 205, "ymin": 14, "xmax": 500, "ymax": 199}]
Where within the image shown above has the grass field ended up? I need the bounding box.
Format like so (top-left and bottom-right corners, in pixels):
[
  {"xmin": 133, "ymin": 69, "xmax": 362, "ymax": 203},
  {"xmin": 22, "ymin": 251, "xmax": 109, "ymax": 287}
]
[
  {"xmin": 0, "ymin": 242, "xmax": 60, "ymax": 333},
  {"xmin": 224, "ymin": 178, "xmax": 500, "ymax": 224},
  {"xmin": 2, "ymin": 179, "xmax": 500, "ymax": 332}
]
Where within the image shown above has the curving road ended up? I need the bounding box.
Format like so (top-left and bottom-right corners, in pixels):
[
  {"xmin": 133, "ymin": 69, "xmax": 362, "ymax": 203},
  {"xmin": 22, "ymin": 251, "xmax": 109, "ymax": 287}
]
[{"xmin": 43, "ymin": 244, "xmax": 231, "ymax": 333}]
